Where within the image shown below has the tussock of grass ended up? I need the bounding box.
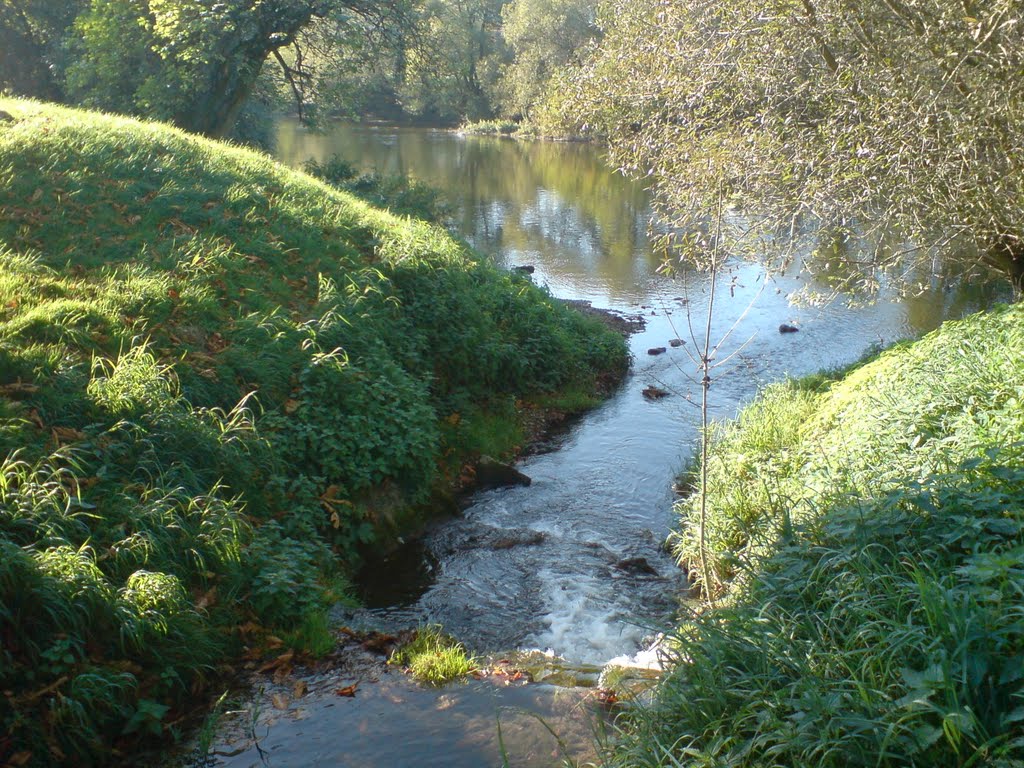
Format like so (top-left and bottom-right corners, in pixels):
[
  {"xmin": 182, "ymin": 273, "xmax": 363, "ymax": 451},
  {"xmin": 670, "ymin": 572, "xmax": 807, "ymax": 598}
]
[
  {"xmin": 0, "ymin": 98, "xmax": 626, "ymax": 764},
  {"xmin": 390, "ymin": 625, "xmax": 477, "ymax": 685},
  {"xmin": 619, "ymin": 303, "xmax": 1024, "ymax": 767},
  {"xmin": 458, "ymin": 119, "xmax": 521, "ymax": 136}
]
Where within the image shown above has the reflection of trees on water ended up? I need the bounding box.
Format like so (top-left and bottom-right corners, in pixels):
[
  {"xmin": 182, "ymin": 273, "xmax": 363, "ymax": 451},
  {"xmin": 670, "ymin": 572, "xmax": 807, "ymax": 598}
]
[
  {"xmin": 274, "ymin": 120, "xmax": 659, "ymax": 298},
  {"xmin": 274, "ymin": 120, "xmax": 1005, "ymax": 326}
]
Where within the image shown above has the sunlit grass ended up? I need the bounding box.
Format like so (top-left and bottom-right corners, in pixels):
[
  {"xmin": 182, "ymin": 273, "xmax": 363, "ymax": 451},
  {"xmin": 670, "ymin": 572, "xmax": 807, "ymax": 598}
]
[
  {"xmin": 390, "ymin": 625, "xmax": 477, "ymax": 685},
  {"xmin": 0, "ymin": 97, "xmax": 627, "ymax": 763}
]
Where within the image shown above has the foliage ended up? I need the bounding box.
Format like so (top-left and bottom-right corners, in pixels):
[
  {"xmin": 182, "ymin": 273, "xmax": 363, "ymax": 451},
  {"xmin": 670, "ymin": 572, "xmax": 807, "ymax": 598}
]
[
  {"xmin": 495, "ymin": 0, "xmax": 597, "ymax": 120},
  {"xmin": 304, "ymin": 154, "xmax": 453, "ymax": 224},
  {"xmin": 616, "ymin": 463, "xmax": 1024, "ymax": 767},
  {"xmin": 396, "ymin": 0, "xmax": 510, "ymax": 123},
  {"xmin": 0, "ymin": 0, "xmax": 85, "ymax": 101},
  {"xmin": 390, "ymin": 625, "xmax": 477, "ymax": 685},
  {"xmin": 620, "ymin": 302, "xmax": 1024, "ymax": 766},
  {"xmin": 673, "ymin": 301, "xmax": 1024, "ymax": 590},
  {"xmin": 554, "ymin": 0, "xmax": 1024, "ymax": 291},
  {"xmin": 0, "ymin": 99, "xmax": 626, "ymax": 765},
  {"xmin": 1, "ymin": 0, "xmax": 407, "ymax": 139},
  {"xmin": 458, "ymin": 118, "xmax": 520, "ymax": 135}
]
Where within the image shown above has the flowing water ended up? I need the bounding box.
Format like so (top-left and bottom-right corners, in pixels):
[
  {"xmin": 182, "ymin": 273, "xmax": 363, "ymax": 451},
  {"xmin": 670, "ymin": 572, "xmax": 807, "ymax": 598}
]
[{"xmin": 200, "ymin": 122, "xmax": 997, "ymax": 768}]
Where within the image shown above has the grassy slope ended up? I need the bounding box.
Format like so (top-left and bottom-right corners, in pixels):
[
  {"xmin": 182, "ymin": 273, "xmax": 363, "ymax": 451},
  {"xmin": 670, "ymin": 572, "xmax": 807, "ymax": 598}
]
[
  {"xmin": 0, "ymin": 99, "xmax": 626, "ymax": 765},
  {"xmin": 616, "ymin": 303, "xmax": 1024, "ymax": 767}
]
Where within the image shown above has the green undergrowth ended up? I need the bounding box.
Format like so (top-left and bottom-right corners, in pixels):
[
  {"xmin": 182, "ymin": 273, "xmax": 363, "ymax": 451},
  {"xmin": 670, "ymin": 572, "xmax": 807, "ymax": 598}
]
[
  {"xmin": 458, "ymin": 119, "xmax": 520, "ymax": 136},
  {"xmin": 675, "ymin": 304, "xmax": 1024, "ymax": 588},
  {"xmin": 615, "ymin": 303, "xmax": 1024, "ymax": 766},
  {"xmin": 457, "ymin": 119, "xmax": 540, "ymax": 139},
  {"xmin": 0, "ymin": 98, "xmax": 626, "ymax": 765},
  {"xmin": 389, "ymin": 625, "xmax": 477, "ymax": 685}
]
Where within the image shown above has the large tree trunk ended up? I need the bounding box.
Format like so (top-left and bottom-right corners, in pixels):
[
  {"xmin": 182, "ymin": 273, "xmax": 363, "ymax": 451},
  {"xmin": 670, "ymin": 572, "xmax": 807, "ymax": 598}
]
[{"xmin": 177, "ymin": 54, "xmax": 267, "ymax": 139}]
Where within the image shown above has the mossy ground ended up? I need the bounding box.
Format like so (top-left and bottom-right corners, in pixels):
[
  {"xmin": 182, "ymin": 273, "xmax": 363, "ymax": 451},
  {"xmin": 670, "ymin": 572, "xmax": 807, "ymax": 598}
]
[
  {"xmin": 0, "ymin": 98, "xmax": 627, "ymax": 765},
  {"xmin": 613, "ymin": 303, "xmax": 1024, "ymax": 766}
]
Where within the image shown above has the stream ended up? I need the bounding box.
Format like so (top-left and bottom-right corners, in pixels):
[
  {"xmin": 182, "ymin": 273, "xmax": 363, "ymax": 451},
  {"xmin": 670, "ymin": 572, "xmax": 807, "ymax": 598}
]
[{"xmin": 197, "ymin": 122, "xmax": 998, "ymax": 767}]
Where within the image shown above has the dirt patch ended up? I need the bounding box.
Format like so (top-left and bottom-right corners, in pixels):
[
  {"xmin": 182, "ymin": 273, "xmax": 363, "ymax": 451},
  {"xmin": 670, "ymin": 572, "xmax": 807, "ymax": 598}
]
[{"xmin": 560, "ymin": 299, "xmax": 646, "ymax": 337}]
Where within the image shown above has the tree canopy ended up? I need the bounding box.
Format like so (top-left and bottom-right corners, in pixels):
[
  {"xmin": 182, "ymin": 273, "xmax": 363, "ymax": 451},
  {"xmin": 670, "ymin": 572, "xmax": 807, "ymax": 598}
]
[
  {"xmin": 1, "ymin": 0, "xmax": 406, "ymax": 138},
  {"xmin": 552, "ymin": 0, "xmax": 1024, "ymax": 292}
]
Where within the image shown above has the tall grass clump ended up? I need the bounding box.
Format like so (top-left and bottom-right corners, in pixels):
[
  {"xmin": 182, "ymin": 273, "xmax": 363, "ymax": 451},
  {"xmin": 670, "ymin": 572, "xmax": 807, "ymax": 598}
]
[
  {"xmin": 390, "ymin": 625, "xmax": 477, "ymax": 685},
  {"xmin": 0, "ymin": 98, "xmax": 626, "ymax": 765}
]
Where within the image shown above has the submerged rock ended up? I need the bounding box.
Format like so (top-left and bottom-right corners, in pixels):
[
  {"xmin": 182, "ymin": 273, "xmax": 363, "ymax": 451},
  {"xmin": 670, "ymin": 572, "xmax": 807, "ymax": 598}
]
[
  {"xmin": 484, "ymin": 529, "xmax": 546, "ymax": 550},
  {"xmin": 513, "ymin": 264, "xmax": 535, "ymax": 274},
  {"xmin": 779, "ymin": 323, "xmax": 800, "ymax": 333},
  {"xmin": 614, "ymin": 557, "xmax": 659, "ymax": 577},
  {"xmin": 647, "ymin": 347, "xmax": 667, "ymax": 356},
  {"xmin": 475, "ymin": 455, "xmax": 532, "ymax": 490},
  {"xmin": 669, "ymin": 338, "xmax": 685, "ymax": 347},
  {"xmin": 642, "ymin": 385, "xmax": 670, "ymax": 400}
]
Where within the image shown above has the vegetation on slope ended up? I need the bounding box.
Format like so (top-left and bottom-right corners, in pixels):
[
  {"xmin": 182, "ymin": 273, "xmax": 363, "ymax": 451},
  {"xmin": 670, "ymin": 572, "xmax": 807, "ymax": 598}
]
[
  {"xmin": 614, "ymin": 303, "xmax": 1024, "ymax": 767},
  {"xmin": 0, "ymin": 98, "xmax": 626, "ymax": 765}
]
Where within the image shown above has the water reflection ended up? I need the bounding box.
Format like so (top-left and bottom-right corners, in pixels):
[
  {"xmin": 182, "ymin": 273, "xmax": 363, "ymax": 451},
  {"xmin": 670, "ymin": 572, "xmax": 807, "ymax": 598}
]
[{"xmin": 275, "ymin": 122, "xmax": 657, "ymax": 303}]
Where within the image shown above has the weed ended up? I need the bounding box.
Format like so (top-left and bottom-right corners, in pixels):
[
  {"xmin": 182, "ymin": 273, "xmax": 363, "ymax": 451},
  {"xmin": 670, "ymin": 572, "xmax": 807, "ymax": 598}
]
[{"xmin": 390, "ymin": 625, "xmax": 477, "ymax": 685}]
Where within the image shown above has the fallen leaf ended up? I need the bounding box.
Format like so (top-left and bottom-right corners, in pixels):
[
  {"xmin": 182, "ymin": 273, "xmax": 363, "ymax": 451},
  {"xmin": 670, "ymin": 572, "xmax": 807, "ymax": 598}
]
[
  {"xmin": 271, "ymin": 693, "xmax": 289, "ymax": 710},
  {"xmin": 30, "ymin": 188, "xmax": 42, "ymax": 202},
  {"xmin": 8, "ymin": 751, "xmax": 33, "ymax": 766},
  {"xmin": 283, "ymin": 399, "xmax": 301, "ymax": 415},
  {"xmin": 167, "ymin": 288, "xmax": 180, "ymax": 300},
  {"xmin": 292, "ymin": 681, "xmax": 307, "ymax": 699},
  {"xmin": 195, "ymin": 588, "xmax": 217, "ymax": 610},
  {"xmin": 334, "ymin": 683, "xmax": 358, "ymax": 698}
]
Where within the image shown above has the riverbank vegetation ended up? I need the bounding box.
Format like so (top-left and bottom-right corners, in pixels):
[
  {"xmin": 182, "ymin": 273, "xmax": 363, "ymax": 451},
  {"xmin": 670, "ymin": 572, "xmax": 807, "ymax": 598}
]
[
  {"xmin": 389, "ymin": 626, "xmax": 477, "ymax": 685},
  {"xmin": 610, "ymin": 303, "xmax": 1024, "ymax": 766},
  {"xmin": 553, "ymin": 0, "xmax": 1024, "ymax": 292},
  {"xmin": 0, "ymin": 99, "xmax": 626, "ymax": 765}
]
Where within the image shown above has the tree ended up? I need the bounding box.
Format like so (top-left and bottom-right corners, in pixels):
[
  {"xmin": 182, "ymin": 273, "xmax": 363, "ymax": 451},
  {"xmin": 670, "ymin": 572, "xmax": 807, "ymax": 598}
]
[
  {"xmin": 555, "ymin": 0, "xmax": 1024, "ymax": 293},
  {"xmin": 0, "ymin": 0, "xmax": 85, "ymax": 101},
  {"xmin": 497, "ymin": 0, "xmax": 597, "ymax": 119},
  {"xmin": 397, "ymin": 0, "xmax": 509, "ymax": 122},
  {"xmin": 24, "ymin": 0, "xmax": 405, "ymax": 139}
]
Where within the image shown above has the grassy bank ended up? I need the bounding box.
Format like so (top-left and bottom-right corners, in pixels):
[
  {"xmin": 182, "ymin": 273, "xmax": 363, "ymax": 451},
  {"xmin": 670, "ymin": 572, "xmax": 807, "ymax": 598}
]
[
  {"xmin": 613, "ymin": 303, "xmax": 1024, "ymax": 766},
  {"xmin": 0, "ymin": 99, "xmax": 626, "ymax": 765}
]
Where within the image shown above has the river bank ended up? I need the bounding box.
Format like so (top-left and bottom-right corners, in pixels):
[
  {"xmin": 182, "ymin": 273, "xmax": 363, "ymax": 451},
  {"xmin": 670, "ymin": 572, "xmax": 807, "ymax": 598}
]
[
  {"xmin": 0, "ymin": 99, "xmax": 628, "ymax": 767},
  {"xmin": 615, "ymin": 301, "xmax": 1024, "ymax": 766}
]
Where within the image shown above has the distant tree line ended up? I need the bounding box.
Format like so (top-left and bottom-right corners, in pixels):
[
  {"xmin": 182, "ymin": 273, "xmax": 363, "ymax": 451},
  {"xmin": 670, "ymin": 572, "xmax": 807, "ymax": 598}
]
[{"xmin": 0, "ymin": 0, "xmax": 599, "ymax": 137}]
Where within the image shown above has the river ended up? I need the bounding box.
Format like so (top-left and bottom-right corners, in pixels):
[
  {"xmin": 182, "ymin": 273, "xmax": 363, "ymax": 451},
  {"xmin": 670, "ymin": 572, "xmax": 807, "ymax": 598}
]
[{"xmin": 197, "ymin": 121, "xmax": 998, "ymax": 768}]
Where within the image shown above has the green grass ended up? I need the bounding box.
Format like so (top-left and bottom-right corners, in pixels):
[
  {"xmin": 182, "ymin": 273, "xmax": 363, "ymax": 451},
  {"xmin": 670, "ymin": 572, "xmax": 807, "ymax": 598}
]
[
  {"xmin": 673, "ymin": 305, "xmax": 1024, "ymax": 588},
  {"xmin": 613, "ymin": 302, "xmax": 1024, "ymax": 767},
  {"xmin": 0, "ymin": 98, "xmax": 626, "ymax": 765},
  {"xmin": 390, "ymin": 625, "xmax": 477, "ymax": 685}
]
